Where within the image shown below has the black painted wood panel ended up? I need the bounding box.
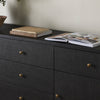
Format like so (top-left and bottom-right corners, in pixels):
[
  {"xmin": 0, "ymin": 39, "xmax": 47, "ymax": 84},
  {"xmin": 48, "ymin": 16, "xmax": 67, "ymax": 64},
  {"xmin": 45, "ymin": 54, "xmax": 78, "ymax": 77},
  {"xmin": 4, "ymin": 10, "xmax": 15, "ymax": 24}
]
[
  {"xmin": 0, "ymin": 59, "xmax": 53, "ymax": 95},
  {"xmin": 55, "ymin": 71, "xmax": 100, "ymax": 100},
  {"xmin": 0, "ymin": 86, "xmax": 53, "ymax": 100},
  {"xmin": 55, "ymin": 47, "xmax": 100, "ymax": 79},
  {"xmin": 0, "ymin": 38, "xmax": 53, "ymax": 69}
]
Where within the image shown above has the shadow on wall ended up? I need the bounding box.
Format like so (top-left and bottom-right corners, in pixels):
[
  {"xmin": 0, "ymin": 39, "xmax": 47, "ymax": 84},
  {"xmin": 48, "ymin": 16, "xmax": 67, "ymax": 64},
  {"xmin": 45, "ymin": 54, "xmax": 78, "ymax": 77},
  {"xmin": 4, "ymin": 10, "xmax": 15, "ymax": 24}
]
[
  {"xmin": 8, "ymin": 0, "xmax": 31, "ymax": 25},
  {"xmin": 8, "ymin": 0, "xmax": 59, "ymax": 29},
  {"xmin": 8, "ymin": 0, "xmax": 55, "ymax": 27}
]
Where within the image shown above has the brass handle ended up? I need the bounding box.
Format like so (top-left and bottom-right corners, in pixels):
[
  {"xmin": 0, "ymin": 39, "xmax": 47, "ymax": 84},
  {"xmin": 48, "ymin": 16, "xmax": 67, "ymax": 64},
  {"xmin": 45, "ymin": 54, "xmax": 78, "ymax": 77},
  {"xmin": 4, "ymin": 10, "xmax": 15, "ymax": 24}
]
[
  {"xmin": 19, "ymin": 74, "xmax": 23, "ymax": 78},
  {"xmin": 19, "ymin": 96, "xmax": 23, "ymax": 100},
  {"xmin": 87, "ymin": 63, "xmax": 92, "ymax": 68},
  {"xmin": 19, "ymin": 51, "xmax": 24, "ymax": 55},
  {"xmin": 55, "ymin": 94, "xmax": 59, "ymax": 98}
]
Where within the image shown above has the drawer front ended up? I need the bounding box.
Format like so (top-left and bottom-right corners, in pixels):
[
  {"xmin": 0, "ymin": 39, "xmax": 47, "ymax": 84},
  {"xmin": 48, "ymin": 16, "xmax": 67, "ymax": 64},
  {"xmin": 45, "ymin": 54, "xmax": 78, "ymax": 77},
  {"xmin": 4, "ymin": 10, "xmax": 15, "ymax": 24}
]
[
  {"xmin": 55, "ymin": 47, "xmax": 100, "ymax": 78},
  {"xmin": 55, "ymin": 71, "xmax": 100, "ymax": 100},
  {"xmin": 0, "ymin": 59, "xmax": 53, "ymax": 94},
  {"xmin": 0, "ymin": 38, "xmax": 53, "ymax": 68},
  {"xmin": 0, "ymin": 86, "xmax": 53, "ymax": 100}
]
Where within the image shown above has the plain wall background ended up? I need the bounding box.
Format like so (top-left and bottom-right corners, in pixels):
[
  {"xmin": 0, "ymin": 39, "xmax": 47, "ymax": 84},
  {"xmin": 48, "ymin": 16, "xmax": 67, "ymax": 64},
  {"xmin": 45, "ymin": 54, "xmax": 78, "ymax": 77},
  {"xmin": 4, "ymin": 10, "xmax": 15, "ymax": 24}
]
[{"xmin": 0, "ymin": 0, "xmax": 100, "ymax": 33}]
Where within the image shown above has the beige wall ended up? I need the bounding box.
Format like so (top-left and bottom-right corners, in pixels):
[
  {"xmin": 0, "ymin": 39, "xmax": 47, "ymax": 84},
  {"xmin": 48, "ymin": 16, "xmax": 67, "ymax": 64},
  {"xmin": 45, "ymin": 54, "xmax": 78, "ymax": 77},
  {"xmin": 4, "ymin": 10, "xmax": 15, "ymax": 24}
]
[{"xmin": 0, "ymin": 0, "xmax": 100, "ymax": 33}]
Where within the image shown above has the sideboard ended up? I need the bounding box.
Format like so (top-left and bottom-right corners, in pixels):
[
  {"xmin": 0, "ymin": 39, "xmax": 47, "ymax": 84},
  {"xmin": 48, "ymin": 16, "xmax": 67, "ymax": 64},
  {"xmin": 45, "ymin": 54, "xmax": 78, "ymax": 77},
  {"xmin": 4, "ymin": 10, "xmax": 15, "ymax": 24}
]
[{"xmin": 0, "ymin": 24, "xmax": 100, "ymax": 100}]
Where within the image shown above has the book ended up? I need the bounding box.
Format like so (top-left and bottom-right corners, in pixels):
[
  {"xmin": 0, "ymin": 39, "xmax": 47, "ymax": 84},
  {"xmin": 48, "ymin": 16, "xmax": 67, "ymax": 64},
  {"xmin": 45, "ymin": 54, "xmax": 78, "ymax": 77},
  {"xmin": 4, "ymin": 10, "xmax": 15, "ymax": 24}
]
[
  {"xmin": 10, "ymin": 26, "xmax": 52, "ymax": 38},
  {"xmin": 68, "ymin": 33, "xmax": 100, "ymax": 47},
  {"xmin": 45, "ymin": 33, "xmax": 71, "ymax": 42},
  {"xmin": 45, "ymin": 33, "xmax": 100, "ymax": 47}
]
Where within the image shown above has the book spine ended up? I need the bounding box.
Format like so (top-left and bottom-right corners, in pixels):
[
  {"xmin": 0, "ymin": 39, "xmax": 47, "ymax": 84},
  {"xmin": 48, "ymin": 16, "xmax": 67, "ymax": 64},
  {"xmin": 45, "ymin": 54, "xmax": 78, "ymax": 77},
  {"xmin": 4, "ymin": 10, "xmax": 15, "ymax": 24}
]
[
  {"xmin": 10, "ymin": 31, "xmax": 37, "ymax": 38},
  {"xmin": 12, "ymin": 29, "xmax": 36, "ymax": 34}
]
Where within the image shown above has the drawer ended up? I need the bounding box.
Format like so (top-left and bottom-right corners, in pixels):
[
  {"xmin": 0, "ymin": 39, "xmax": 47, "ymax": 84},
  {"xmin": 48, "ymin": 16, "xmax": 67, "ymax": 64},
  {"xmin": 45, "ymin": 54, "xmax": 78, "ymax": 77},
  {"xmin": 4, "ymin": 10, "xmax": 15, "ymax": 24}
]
[
  {"xmin": 55, "ymin": 71, "xmax": 100, "ymax": 100},
  {"xmin": 0, "ymin": 86, "xmax": 53, "ymax": 100},
  {"xmin": 0, "ymin": 59, "xmax": 53, "ymax": 94},
  {"xmin": 0, "ymin": 38, "xmax": 53, "ymax": 68},
  {"xmin": 55, "ymin": 47, "xmax": 100, "ymax": 78}
]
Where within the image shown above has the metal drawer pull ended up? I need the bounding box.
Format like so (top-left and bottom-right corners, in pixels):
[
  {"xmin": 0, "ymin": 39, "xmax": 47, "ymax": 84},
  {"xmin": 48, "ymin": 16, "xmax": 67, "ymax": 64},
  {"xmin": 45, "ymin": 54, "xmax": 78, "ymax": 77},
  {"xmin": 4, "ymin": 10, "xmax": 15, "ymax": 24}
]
[
  {"xmin": 55, "ymin": 94, "xmax": 59, "ymax": 98},
  {"xmin": 87, "ymin": 63, "xmax": 92, "ymax": 68},
  {"xmin": 19, "ymin": 74, "xmax": 23, "ymax": 78},
  {"xmin": 19, "ymin": 96, "xmax": 23, "ymax": 100},
  {"xmin": 19, "ymin": 51, "xmax": 24, "ymax": 55}
]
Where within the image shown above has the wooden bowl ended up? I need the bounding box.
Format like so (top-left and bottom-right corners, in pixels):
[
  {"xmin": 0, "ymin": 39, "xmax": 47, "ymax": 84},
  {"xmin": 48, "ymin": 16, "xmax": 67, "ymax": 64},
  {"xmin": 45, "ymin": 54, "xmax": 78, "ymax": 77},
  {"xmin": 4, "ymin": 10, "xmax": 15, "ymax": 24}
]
[{"xmin": 0, "ymin": 16, "xmax": 7, "ymax": 26}]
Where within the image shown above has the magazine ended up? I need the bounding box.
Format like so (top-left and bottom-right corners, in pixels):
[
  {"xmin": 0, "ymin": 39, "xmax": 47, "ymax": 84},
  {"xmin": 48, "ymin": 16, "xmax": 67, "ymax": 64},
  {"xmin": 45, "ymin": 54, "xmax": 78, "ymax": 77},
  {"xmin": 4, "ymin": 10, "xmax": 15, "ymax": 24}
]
[{"xmin": 45, "ymin": 33, "xmax": 100, "ymax": 47}]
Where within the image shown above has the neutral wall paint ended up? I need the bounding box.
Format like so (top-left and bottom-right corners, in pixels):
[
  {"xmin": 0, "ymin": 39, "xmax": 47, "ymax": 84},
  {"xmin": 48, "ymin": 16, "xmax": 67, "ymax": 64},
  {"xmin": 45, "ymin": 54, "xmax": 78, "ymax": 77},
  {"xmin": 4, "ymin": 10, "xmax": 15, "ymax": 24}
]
[{"xmin": 0, "ymin": 0, "xmax": 100, "ymax": 33}]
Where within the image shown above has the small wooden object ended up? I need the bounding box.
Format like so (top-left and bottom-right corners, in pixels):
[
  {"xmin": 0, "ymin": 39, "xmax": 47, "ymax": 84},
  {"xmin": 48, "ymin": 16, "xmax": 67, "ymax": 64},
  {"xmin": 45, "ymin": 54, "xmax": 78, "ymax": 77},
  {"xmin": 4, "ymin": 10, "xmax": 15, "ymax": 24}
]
[{"xmin": 0, "ymin": 16, "xmax": 7, "ymax": 26}]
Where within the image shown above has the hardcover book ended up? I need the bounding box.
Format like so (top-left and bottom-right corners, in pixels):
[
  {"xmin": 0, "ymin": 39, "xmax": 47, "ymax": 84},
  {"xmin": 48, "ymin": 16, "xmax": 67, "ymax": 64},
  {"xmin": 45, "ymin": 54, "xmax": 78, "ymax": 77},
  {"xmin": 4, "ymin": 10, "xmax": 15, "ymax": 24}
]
[{"xmin": 10, "ymin": 26, "xmax": 52, "ymax": 38}]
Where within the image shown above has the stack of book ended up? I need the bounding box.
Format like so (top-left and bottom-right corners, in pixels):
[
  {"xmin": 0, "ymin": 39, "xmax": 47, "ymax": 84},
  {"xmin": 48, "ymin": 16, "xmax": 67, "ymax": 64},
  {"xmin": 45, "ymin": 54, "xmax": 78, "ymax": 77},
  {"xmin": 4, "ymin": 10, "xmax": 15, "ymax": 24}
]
[{"xmin": 10, "ymin": 26, "xmax": 52, "ymax": 38}]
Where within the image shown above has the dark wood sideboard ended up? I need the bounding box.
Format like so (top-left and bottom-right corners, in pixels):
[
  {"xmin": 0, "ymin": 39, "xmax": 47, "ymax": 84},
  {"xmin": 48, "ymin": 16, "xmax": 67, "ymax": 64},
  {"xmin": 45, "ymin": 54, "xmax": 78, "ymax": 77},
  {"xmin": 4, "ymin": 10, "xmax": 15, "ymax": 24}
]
[{"xmin": 0, "ymin": 24, "xmax": 100, "ymax": 100}]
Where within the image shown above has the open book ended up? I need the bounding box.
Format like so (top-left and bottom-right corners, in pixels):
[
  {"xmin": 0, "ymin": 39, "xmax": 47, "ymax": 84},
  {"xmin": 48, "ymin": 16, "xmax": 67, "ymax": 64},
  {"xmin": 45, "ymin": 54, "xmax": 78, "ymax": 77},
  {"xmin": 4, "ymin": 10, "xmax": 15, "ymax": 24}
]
[
  {"xmin": 45, "ymin": 33, "xmax": 71, "ymax": 42},
  {"xmin": 45, "ymin": 33, "xmax": 100, "ymax": 47}
]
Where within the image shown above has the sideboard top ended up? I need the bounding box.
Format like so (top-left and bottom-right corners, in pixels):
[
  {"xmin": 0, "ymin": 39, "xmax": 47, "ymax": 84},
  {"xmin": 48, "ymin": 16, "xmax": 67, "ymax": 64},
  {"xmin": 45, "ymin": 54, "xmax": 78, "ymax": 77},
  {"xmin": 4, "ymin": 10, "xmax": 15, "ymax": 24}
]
[{"xmin": 0, "ymin": 23, "xmax": 100, "ymax": 54}]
